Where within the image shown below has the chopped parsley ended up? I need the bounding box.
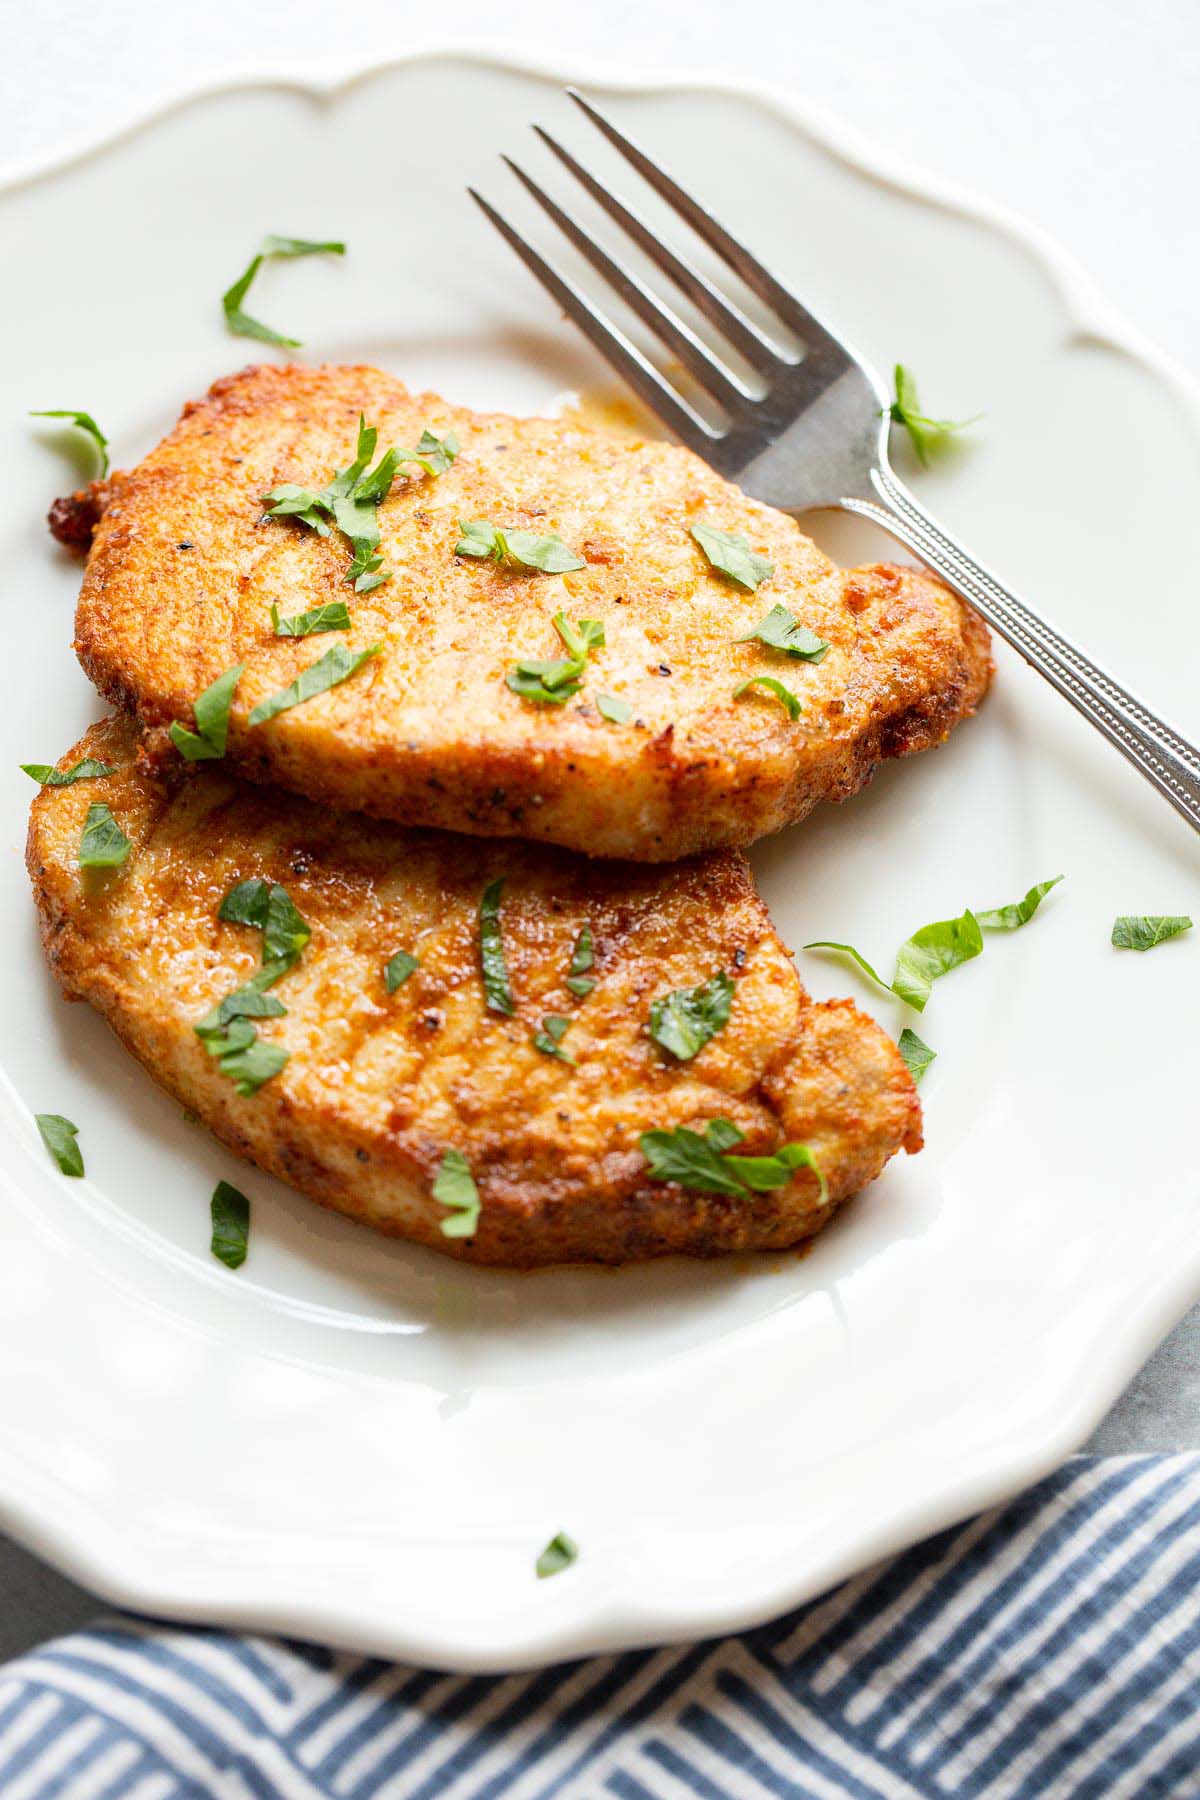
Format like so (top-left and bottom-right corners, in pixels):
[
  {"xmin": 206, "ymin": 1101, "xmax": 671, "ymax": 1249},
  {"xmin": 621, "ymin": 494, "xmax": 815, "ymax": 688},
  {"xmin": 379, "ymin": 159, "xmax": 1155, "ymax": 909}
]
[
  {"xmin": 195, "ymin": 881, "xmax": 310, "ymax": 1096},
  {"xmin": 433, "ymin": 1149, "xmax": 481, "ymax": 1238},
  {"xmin": 384, "ymin": 950, "xmax": 419, "ymax": 992},
  {"xmin": 270, "ymin": 600, "xmax": 352, "ymax": 638},
  {"xmin": 78, "ymin": 802, "xmax": 130, "ymax": 869},
  {"xmin": 456, "ymin": 520, "xmax": 585, "ymax": 573},
  {"xmin": 566, "ymin": 925, "xmax": 596, "ymax": 999},
  {"xmin": 533, "ymin": 1015, "xmax": 575, "ymax": 1063},
  {"xmin": 641, "ymin": 1118, "xmax": 826, "ymax": 1202},
  {"xmin": 169, "ymin": 662, "xmax": 244, "ymax": 762},
  {"xmin": 648, "ymin": 970, "xmax": 733, "ymax": 1061},
  {"xmin": 736, "ymin": 603, "xmax": 829, "ymax": 661},
  {"xmin": 36, "ymin": 1113, "xmax": 83, "ymax": 1177},
  {"xmin": 536, "ymin": 1532, "xmax": 579, "ymax": 1579},
  {"xmin": 690, "ymin": 522, "xmax": 773, "ymax": 591},
  {"xmin": 806, "ymin": 876, "xmax": 1062, "ymax": 1012},
  {"xmin": 885, "ymin": 364, "xmax": 980, "ymax": 466},
  {"xmin": 210, "ymin": 1180, "xmax": 250, "ymax": 1269},
  {"xmin": 29, "ymin": 409, "xmax": 109, "ymax": 477},
  {"xmin": 1111, "ymin": 914, "xmax": 1193, "ymax": 951},
  {"xmin": 479, "ymin": 878, "xmax": 515, "ymax": 1015},
  {"xmin": 897, "ymin": 1027, "xmax": 937, "ymax": 1084},
  {"xmin": 264, "ymin": 415, "xmax": 456, "ymax": 595},
  {"xmin": 508, "ymin": 613, "xmax": 605, "ymax": 705},
  {"xmin": 247, "ymin": 642, "xmax": 380, "ymax": 726},
  {"xmin": 735, "ymin": 675, "xmax": 802, "ymax": 719},
  {"xmin": 595, "ymin": 693, "xmax": 632, "ymax": 724},
  {"xmin": 221, "ymin": 234, "xmax": 345, "ymax": 348},
  {"xmin": 218, "ymin": 879, "xmax": 311, "ymax": 967},
  {"xmin": 21, "ymin": 758, "xmax": 113, "ymax": 787}
]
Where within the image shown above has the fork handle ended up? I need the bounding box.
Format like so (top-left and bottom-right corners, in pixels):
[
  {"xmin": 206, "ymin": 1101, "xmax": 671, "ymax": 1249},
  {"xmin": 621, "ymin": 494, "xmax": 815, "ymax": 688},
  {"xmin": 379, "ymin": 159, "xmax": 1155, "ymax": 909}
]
[{"xmin": 841, "ymin": 467, "xmax": 1200, "ymax": 837}]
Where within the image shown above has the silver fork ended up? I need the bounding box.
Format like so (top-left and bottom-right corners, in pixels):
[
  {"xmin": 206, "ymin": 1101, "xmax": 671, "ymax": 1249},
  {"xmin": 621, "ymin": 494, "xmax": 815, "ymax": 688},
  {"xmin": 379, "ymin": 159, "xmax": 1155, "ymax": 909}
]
[{"xmin": 470, "ymin": 89, "xmax": 1200, "ymax": 837}]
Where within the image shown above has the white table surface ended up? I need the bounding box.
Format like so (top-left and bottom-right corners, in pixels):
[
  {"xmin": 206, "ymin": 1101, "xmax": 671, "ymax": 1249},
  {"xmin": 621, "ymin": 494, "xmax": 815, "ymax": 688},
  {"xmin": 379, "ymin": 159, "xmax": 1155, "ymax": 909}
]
[{"xmin": 1, "ymin": 0, "xmax": 1196, "ymax": 1660}]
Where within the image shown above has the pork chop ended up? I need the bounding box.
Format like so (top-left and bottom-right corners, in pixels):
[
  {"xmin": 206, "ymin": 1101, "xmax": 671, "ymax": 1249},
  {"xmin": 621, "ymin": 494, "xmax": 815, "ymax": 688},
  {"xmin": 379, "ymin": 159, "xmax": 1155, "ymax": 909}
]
[
  {"xmin": 27, "ymin": 716, "xmax": 921, "ymax": 1265},
  {"xmin": 73, "ymin": 363, "xmax": 991, "ymax": 862}
]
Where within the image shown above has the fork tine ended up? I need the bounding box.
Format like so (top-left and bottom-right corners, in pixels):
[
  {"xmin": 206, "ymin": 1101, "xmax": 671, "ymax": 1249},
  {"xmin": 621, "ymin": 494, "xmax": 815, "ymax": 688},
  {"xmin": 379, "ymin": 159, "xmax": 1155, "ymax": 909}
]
[
  {"xmin": 500, "ymin": 155, "xmax": 751, "ymax": 414},
  {"xmin": 531, "ymin": 125, "xmax": 781, "ymax": 372},
  {"xmin": 467, "ymin": 189, "xmax": 716, "ymax": 452},
  {"xmin": 566, "ymin": 88, "xmax": 833, "ymax": 346}
]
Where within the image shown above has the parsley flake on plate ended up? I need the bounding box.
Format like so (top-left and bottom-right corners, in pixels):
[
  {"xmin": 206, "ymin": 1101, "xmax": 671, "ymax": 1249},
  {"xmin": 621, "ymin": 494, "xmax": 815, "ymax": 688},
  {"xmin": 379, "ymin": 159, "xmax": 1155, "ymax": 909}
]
[
  {"xmin": 36, "ymin": 1113, "xmax": 84, "ymax": 1177},
  {"xmin": 270, "ymin": 600, "xmax": 352, "ymax": 638},
  {"xmin": 532, "ymin": 1015, "xmax": 575, "ymax": 1064},
  {"xmin": 885, "ymin": 364, "xmax": 981, "ymax": 466},
  {"xmin": 641, "ymin": 1118, "xmax": 826, "ymax": 1202},
  {"xmin": 433, "ymin": 1149, "xmax": 481, "ymax": 1238},
  {"xmin": 456, "ymin": 520, "xmax": 586, "ymax": 573},
  {"xmin": 29, "ymin": 409, "xmax": 110, "ymax": 477},
  {"xmin": 169, "ymin": 662, "xmax": 244, "ymax": 762},
  {"xmin": 210, "ymin": 1180, "xmax": 251, "ymax": 1269},
  {"xmin": 648, "ymin": 970, "xmax": 733, "ymax": 1062},
  {"xmin": 536, "ymin": 1532, "xmax": 579, "ymax": 1579},
  {"xmin": 248, "ymin": 642, "xmax": 380, "ymax": 726},
  {"xmin": 21, "ymin": 758, "xmax": 113, "ymax": 787},
  {"xmin": 565, "ymin": 925, "xmax": 596, "ymax": 999},
  {"xmin": 384, "ymin": 950, "xmax": 419, "ymax": 993},
  {"xmin": 897, "ymin": 1027, "xmax": 937, "ymax": 1084},
  {"xmin": 479, "ymin": 878, "xmax": 515, "ymax": 1015},
  {"xmin": 1111, "ymin": 914, "xmax": 1193, "ymax": 951},
  {"xmin": 78, "ymin": 802, "xmax": 130, "ymax": 869},
  {"xmin": 736, "ymin": 603, "xmax": 829, "ymax": 662},
  {"xmin": 806, "ymin": 876, "xmax": 1062, "ymax": 1012},
  {"xmin": 690, "ymin": 523, "xmax": 774, "ymax": 591},
  {"xmin": 735, "ymin": 675, "xmax": 802, "ymax": 720},
  {"xmin": 221, "ymin": 234, "xmax": 345, "ymax": 348}
]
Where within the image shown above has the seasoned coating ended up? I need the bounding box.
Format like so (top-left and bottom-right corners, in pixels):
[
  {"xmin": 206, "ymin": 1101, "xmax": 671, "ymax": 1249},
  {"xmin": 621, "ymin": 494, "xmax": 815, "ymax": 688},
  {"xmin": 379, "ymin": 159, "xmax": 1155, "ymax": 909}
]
[
  {"xmin": 27, "ymin": 717, "xmax": 921, "ymax": 1266},
  {"xmin": 74, "ymin": 363, "xmax": 992, "ymax": 861}
]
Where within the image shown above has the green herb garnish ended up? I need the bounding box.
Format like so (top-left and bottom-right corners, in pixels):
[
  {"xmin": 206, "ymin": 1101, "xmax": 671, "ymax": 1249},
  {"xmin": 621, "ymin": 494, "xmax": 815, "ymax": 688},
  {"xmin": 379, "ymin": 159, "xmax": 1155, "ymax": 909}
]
[
  {"xmin": 221, "ymin": 234, "xmax": 345, "ymax": 348},
  {"xmin": 384, "ymin": 950, "xmax": 419, "ymax": 993},
  {"xmin": 194, "ymin": 967, "xmax": 291, "ymax": 1097},
  {"xmin": 735, "ymin": 675, "xmax": 802, "ymax": 720},
  {"xmin": 194, "ymin": 963, "xmax": 289, "ymax": 1038},
  {"xmin": 270, "ymin": 601, "xmax": 352, "ymax": 638},
  {"xmin": 218, "ymin": 879, "xmax": 311, "ymax": 968},
  {"xmin": 433, "ymin": 1149, "xmax": 481, "ymax": 1238},
  {"xmin": 595, "ymin": 693, "xmax": 632, "ymax": 724},
  {"xmin": 36, "ymin": 1113, "xmax": 83, "ymax": 1177},
  {"xmin": 640, "ymin": 1118, "xmax": 826, "ymax": 1201},
  {"xmin": 897, "ymin": 1027, "xmax": 937, "ymax": 1084},
  {"xmin": 169, "ymin": 662, "xmax": 244, "ymax": 762},
  {"xmin": 648, "ymin": 971, "xmax": 733, "ymax": 1062},
  {"xmin": 78, "ymin": 802, "xmax": 130, "ymax": 869},
  {"xmin": 21, "ymin": 758, "xmax": 113, "ymax": 787},
  {"xmin": 536, "ymin": 1532, "xmax": 579, "ymax": 1579},
  {"xmin": 566, "ymin": 925, "xmax": 596, "ymax": 999},
  {"xmin": 29, "ymin": 410, "xmax": 109, "ymax": 477},
  {"xmin": 456, "ymin": 520, "xmax": 585, "ymax": 573},
  {"xmin": 806, "ymin": 876, "xmax": 1062, "ymax": 1012},
  {"xmin": 532, "ymin": 1015, "xmax": 575, "ymax": 1063},
  {"xmin": 1111, "ymin": 915, "xmax": 1193, "ymax": 951},
  {"xmin": 248, "ymin": 642, "xmax": 380, "ymax": 726},
  {"xmin": 690, "ymin": 523, "xmax": 773, "ymax": 591},
  {"xmin": 210, "ymin": 1180, "xmax": 251, "ymax": 1268},
  {"xmin": 885, "ymin": 364, "xmax": 980, "ymax": 466},
  {"xmin": 479, "ymin": 878, "xmax": 515, "ymax": 1015},
  {"xmin": 508, "ymin": 613, "xmax": 605, "ymax": 705},
  {"xmin": 736, "ymin": 603, "xmax": 829, "ymax": 662}
]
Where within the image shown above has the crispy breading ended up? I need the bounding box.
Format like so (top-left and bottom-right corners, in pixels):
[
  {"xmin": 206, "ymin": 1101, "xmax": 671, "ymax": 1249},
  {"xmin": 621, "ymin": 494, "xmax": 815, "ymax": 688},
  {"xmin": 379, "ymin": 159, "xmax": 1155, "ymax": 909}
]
[
  {"xmin": 27, "ymin": 717, "xmax": 921, "ymax": 1266},
  {"xmin": 74, "ymin": 363, "xmax": 991, "ymax": 861}
]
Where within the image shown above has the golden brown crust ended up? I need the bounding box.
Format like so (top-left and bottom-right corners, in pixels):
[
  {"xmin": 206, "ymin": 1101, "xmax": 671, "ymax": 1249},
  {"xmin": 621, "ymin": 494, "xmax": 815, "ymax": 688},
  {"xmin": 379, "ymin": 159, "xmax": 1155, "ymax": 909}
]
[
  {"xmin": 27, "ymin": 717, "xmax": 920, "ymax": 1265},
  {"xmin": 74, "ymin": 363, "xmax": 992, "ymax": 861}
]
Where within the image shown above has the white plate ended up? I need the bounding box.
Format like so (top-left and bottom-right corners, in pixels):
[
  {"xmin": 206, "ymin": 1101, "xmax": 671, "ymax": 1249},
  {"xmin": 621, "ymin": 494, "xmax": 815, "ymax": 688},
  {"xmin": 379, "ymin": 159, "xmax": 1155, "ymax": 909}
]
[{"xmin": 1, "ymin": 50, "xmax": 1198, "ymax": 1671}]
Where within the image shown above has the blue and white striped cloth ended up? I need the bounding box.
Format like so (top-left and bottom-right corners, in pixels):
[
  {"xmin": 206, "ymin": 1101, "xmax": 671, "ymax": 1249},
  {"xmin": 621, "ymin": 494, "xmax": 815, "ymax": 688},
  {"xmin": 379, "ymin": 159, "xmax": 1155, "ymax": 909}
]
[{"xmin": 0, "ymin": 1456, "xmax": 1197, "ymax": 1798}]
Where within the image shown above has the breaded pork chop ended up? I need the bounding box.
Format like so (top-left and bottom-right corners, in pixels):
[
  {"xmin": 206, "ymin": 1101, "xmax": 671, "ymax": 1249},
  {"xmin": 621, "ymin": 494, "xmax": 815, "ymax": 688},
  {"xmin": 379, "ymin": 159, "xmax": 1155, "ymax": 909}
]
[
  {"xmin": 74, "ymin": 363, "xmax": 991, "ymax": 862},
  {"xmin": 28, "ymin": 717, "xmax": 921, "ymax": 1266}
]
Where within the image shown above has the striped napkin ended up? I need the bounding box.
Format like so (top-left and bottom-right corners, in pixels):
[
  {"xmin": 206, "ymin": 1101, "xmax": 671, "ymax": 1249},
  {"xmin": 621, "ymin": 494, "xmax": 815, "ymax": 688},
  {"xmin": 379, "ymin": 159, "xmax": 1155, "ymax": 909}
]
[{"xmin": 0, "ymin": 1456, "xmax": 1195, "ymax": 1798}]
